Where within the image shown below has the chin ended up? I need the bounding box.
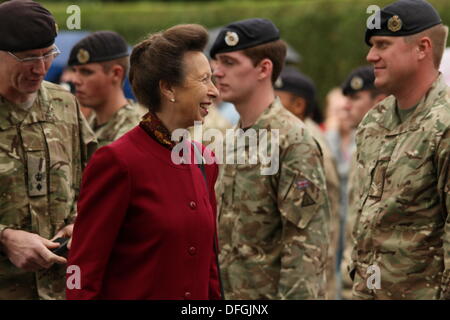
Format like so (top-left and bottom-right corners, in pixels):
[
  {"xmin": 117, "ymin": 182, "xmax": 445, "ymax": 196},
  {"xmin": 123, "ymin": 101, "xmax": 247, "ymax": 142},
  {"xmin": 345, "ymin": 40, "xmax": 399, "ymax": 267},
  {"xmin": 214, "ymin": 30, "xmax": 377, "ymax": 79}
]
[{"xmin": 195, "ymin": 117, "xmax": 205, "ymax": 125}]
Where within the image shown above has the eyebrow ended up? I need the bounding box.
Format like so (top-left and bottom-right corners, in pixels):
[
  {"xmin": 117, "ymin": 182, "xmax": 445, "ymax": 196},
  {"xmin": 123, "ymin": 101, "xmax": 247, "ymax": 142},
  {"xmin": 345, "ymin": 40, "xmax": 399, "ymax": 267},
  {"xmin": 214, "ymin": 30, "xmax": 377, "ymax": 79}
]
[
  {"xmin": 26, "ymin": 47, "xmax": 56, "ymax": 57},
  {"xmin": 218, "ymin": 55, "xmax": 238, "ymax": 62}
]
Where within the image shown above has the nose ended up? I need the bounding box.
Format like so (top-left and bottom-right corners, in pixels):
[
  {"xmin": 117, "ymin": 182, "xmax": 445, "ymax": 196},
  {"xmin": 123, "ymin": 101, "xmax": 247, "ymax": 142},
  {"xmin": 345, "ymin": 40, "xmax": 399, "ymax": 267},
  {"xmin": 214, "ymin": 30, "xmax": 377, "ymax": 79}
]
[
  {"xmin": 212, "ymin": 63, "xmax": 224, "ymax": 79},
  {"xmin": 343, "ymin": 97, "xmax": 352, "ymax": 112},
  {"xmin": 31, "ymin": 59, "xmax": 47, "ymax": 76},
  {"xmin": 71, "ymin": 71, "xmax": 82, "ymax": 87},
  {"xmin": 208, "ymin": 81, "xmax": 219, "ymax": 99},
  {"xmin": 366, "ymin": 46, "xmax": 379, "ymax": 64}
]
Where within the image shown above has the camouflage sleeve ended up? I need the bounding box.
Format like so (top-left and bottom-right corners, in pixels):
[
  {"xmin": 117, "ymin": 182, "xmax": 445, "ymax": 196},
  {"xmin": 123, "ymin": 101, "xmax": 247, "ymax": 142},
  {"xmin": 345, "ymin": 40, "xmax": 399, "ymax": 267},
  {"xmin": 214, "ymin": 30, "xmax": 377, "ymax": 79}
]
[
  {"xmin": 341, "ymin": 153, "xmax": 358, "ymax": 299},
  {"xmin": 349, "ymin": 134, "xmax": 365, "ymax": 286},
  {"xmin": 77, "ymin": 102, "xmax": 97, "ymax": 165},
  {"xmin": 67, "ymin": 101, "xmax": 97, "ymax": 225},
  {"xmin": 437, "ymin": 128, "xmax": 450, "ymax": 299},
  {"xmin": 276, "ymin": 142, "xmax": 330, "ymax": 299}
]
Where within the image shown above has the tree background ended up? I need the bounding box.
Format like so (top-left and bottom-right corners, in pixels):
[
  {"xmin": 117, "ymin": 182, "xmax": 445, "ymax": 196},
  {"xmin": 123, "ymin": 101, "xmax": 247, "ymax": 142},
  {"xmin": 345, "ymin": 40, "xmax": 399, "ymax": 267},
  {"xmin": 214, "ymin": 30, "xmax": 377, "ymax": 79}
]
[{"xmin": 37, "ymin": 0, "xmax": 450, "ymax": 109}]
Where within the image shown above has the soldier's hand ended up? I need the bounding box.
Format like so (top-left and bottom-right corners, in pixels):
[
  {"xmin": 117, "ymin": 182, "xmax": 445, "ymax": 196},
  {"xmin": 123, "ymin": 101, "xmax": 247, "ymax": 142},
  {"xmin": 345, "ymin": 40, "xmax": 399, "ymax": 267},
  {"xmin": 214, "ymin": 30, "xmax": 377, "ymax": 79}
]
[
  {"xmin": 1, "ymin": 229, "xmax": 67, "ymax": 272},
  {"xmin": 51, "ymin": 224, "xmax": 74, "ymax": 249}
]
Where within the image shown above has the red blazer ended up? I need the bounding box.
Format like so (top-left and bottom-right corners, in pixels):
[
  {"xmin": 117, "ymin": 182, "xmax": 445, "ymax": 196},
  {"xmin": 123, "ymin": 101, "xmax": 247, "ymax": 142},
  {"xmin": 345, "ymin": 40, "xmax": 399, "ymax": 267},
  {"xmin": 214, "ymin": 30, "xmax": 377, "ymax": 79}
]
[{"xmin": 66, "ymin": 126, "xmax": 221, "ymax": 300}]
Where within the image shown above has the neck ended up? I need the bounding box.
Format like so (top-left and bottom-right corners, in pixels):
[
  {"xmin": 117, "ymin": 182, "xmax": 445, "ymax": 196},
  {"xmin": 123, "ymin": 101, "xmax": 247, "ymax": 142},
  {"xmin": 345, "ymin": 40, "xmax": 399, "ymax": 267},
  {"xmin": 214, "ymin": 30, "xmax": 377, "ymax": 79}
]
[
  {"xmin": 94, "ymin": 89, "xmax": 128, "ymax": 125},
  {"xmin": 234, "ymin": 81, "xmax": 275, "ymax": 128},
  {"xmin": 0, "ymin": 87, "xmax": 38, "ymax": 105},
  {"xmin": 155, "ymin": 103, "xmax": 186, "ymax": 133},
  {"xmin": 395, "ymin": 69, "xmax": 439, "ymax": 109}
]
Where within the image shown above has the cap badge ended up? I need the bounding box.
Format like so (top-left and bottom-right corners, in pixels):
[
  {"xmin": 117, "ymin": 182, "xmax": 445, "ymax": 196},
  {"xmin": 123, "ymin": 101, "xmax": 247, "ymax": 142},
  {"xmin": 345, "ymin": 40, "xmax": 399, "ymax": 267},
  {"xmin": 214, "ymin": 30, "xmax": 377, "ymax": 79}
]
[
  {"xmin": 274, "ymin": 77, "xmax": 283, "ymax": 88},
  {"xmin": 388, "ymin": 15, "xmax": 402, "ymax": 32},
  {"xmin": 55, "ymin": 23, "xmax": 59, "ymax": 34},
  {"xmin": 350, "ymin": 76, "xmax": 364, "ymax": 91},
  {"xmin": 224, "ymin": 31, "xmax": 239, "ymax": 47},
  {"xmin": 77, "ymin": 48, "xmax": 90, "ymax": 64}
]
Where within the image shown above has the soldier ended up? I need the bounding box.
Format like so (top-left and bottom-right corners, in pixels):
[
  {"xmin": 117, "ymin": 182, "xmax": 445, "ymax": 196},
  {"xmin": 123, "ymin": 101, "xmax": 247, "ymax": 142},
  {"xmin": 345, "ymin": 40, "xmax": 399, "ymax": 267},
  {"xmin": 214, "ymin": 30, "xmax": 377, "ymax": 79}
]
[
  {"xmin": 339, "ymin": 66, "xmax": 386, "ymax": 300},
  {"xmin": 351, "ymin": 0, "xmax": 450, "ymax": 299},
  {"xmin": 211, "ymin": 18, "xmax": 330, "ymax": 299},
  {"xmin": 69, "ymin": 31, "xmax": 143, "ymax": 148},
  {"xmin": 0, "ymin": 0, "xmax": 95, "ymax": 299},
  {"xmin": 274, "ymin": 67, "xmax": 341, "ymax": 299}
]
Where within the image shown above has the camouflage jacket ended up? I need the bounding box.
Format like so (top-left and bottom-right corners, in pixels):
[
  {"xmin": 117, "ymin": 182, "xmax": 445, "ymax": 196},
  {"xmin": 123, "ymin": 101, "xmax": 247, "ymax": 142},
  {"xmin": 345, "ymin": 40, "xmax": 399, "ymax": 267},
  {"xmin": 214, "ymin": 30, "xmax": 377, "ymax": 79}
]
[
  {"xmin": 304, "ymin": 118, "xmax": 340, "ymax": 299},
  {"xmin": 0, "ymin": 81, "xmax": 96, "ymax": 299},
  {"xmin": 341, "ymin": 152, "xmax": 357, "ymax": 300},
  {"xmin": 350, "ymin": 75, "xmax": 450, "ymax": 299},
  {"xmin": 217, "ymin": 97, "xmax": 330, "ymax": 299},
  {"xmin": 88, "ymin": 101, "xmax": 141, "ymax": 148}
]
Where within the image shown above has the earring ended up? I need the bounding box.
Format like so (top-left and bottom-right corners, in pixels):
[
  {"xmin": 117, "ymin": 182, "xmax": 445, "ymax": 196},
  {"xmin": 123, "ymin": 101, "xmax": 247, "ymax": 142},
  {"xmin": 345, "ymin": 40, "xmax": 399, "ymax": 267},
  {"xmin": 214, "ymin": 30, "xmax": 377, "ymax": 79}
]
[{"xmin": 170, "ymin": 98, "xmax": 175, "ymax": 103}]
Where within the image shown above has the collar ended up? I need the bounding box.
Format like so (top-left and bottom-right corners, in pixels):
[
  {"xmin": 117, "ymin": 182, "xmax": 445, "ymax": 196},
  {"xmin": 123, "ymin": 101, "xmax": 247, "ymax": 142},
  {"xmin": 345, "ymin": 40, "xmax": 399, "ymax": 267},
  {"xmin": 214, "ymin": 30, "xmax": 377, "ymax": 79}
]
[
  {"xmin": 236, "ymin": 96, "xmax": 283, "ymax": 131},
  {"xmin": 139, "ymin": 111, "xmax": 176, "ymax": 150},
  {"xmin": 0, "ymin": 83, "xmax": 54, "ymax": 131},
  {"xmin": 375, "ymin": 74, "xmax": 448, "ymax": 135}
]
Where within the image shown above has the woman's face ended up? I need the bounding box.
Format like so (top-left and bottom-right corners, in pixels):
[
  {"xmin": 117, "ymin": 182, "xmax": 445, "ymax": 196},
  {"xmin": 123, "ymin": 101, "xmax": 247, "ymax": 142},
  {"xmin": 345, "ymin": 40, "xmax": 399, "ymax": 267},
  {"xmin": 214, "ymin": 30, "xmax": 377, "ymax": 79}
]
[{"xmin": 172, "ymin": 51, "xmax": 219, "ymax": 127}]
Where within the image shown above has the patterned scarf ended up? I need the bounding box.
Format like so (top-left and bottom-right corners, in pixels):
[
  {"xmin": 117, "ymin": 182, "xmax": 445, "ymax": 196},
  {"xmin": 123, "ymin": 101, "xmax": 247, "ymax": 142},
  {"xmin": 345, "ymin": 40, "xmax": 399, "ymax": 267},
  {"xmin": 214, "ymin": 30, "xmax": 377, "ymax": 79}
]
[{"xmin": 139, "ymin": 112, "xmax": 176, "ymax": 150}]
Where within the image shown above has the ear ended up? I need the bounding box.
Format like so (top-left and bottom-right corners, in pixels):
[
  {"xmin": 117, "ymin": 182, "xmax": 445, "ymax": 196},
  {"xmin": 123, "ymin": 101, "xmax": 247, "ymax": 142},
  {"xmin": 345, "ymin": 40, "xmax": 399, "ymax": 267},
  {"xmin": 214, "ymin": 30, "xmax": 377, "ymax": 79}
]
[
  {"xmin": 159, "ymin": 79, "xmax": 176, "ymax": 102},
  {"xmin": 416, "ymin": 36, "xmax": 432, "ymax": 61},
  {"xmin": 109, "ymin": 65, "xmax": 125, "ymax": 85},
  {"xmin": 257, "ymin": 58, "xmax": 273, "ymax": 81}
]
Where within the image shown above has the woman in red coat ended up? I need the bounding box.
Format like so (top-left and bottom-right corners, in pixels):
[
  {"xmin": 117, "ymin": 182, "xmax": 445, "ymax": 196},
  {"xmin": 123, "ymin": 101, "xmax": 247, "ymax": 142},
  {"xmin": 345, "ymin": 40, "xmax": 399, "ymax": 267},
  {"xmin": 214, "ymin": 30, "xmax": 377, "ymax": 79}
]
[{"xmin": 66, "ymin": 24, "xmax": 221, "ymax": 300}]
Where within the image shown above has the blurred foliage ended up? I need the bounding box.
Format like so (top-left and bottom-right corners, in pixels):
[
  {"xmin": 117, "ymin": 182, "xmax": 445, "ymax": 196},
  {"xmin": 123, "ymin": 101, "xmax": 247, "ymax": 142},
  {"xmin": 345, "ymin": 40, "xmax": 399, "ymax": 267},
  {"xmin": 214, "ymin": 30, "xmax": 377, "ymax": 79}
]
[{"xmin": 41, "ymin": 0, "xmax": 450, "ymax": 109}]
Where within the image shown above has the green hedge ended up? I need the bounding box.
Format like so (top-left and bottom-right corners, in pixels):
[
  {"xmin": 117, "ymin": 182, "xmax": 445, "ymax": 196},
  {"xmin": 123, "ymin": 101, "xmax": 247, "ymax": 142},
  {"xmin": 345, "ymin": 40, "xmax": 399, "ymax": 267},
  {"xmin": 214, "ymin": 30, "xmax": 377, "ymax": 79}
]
[{"xmin": 42, "ymin": 0, "xmax": 450, "ymax": 108}]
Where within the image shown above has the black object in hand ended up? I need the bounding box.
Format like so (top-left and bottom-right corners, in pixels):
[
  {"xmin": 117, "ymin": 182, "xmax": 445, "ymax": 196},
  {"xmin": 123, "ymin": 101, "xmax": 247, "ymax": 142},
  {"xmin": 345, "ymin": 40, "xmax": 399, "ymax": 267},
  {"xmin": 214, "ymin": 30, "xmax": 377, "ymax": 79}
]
[{"xmin": 51, "ymin": 237, "xmax": 69, "ymax": 256}]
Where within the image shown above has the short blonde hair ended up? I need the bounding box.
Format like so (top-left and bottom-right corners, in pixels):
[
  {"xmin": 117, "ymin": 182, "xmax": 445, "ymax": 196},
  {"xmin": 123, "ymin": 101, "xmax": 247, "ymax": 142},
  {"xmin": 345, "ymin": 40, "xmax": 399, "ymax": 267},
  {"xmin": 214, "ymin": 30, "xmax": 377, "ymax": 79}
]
[{"xmin": 405, "ymin": 24, "xmax": 449, "ymax": 69}]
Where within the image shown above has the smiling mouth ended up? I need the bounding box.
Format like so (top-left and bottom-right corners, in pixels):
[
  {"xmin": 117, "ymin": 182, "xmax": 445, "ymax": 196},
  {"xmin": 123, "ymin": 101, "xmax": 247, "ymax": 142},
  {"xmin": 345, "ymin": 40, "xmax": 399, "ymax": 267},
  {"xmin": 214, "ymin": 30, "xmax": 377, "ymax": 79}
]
[{"xmin": 200, "ymin": 103, "xmax": 212, "ymax": 115}]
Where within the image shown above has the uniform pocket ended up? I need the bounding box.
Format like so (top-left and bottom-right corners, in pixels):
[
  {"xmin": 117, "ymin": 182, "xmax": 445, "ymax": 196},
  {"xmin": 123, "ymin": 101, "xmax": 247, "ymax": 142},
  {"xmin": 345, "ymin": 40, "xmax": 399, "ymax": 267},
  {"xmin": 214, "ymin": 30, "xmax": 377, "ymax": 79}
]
[
  {"xmin": 279, "ymin": 168, "xmax": 322, "ymax": 229},
  {"xmin": 368, "ymin": 159, "xmax": 389, "ymax": 200}
]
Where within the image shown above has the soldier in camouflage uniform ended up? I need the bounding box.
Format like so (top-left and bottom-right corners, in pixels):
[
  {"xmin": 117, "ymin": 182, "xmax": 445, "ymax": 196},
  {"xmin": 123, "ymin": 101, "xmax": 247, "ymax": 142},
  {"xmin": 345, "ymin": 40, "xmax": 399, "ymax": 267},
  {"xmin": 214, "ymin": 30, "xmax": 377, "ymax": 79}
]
[
  {"xmin": 275, "ymin": 66, "xmax": 340, "ymax": 299},
  {"xmin": 350, "ymin": 0, "xmax": 450, "ymax": 299},
  {"xmin": 69, "ymin": 31, "xmax": 142, "ymax": 148},
  {"xmin": 211, "ymin": 18, "xmax": 330, "ymax": 299},
  {"xmin": 0, "ymin": 1, "xmax": 96, "ymax": 299},
  {"xmin": 339, "ymin": 66, "xmax": 386, "ymax": 300}
]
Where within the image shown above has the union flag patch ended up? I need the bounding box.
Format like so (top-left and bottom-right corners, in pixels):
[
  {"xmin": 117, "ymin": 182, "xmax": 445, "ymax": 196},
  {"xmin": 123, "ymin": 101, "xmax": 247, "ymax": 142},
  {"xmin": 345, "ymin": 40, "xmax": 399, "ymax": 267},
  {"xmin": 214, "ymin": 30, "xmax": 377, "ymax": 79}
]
[{"xmin": 295, "ymin": 180, "xmax": 310, "ymax": 190}]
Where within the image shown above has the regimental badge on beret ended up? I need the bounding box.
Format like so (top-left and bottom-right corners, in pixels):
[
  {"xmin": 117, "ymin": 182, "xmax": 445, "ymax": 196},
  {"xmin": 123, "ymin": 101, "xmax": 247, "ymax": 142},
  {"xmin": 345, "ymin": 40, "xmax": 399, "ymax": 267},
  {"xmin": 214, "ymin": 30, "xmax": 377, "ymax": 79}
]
[
  {"xmin": 274, "ymin": 77, "xmax": 283, "ymax": 88},
  {"xmin": 350, "ymin": 76, "xmax": 364, "ymax": 91},
  {"xmin": 388, "ymin": 15, "xmax": 402, "ymax": 32},
  {"xmin": 224, "ymin": 31, "xmax": 239, "ymax": 47},
  {"xmin": 77, "ymin": 48, "xmax": 90, "ymax": 64}
]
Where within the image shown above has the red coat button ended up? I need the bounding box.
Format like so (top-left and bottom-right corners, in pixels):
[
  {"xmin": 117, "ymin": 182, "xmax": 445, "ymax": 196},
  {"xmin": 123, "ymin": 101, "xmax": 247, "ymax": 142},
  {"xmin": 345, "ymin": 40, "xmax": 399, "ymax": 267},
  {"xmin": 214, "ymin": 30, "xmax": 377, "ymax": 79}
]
[
  {"xmin": 188, "ymin": 246, "xmax": 197, "ymax": 255},
  {"xmin": 189, "ymin": 201, "xmax": 197, "ymax": 209},
  {"xmin": 184, "ymin": 291, "xmax": 191, "ymax": 299}
]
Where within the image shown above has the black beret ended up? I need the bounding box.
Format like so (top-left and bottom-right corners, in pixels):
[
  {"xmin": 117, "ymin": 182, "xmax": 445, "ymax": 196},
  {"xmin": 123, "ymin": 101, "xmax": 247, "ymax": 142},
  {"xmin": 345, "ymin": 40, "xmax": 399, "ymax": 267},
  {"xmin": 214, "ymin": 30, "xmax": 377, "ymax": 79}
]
[
  {"xmin": 210, "ymin": 18, "xmax": 280, "ymax": 58},
  {"xmin": 68, "ymin": 31, "xmax": 129, "ymax": 66},
  {"xmin": 0, "ymin": 0, "xmax": 57, "ymax": 52},
  {"xmin": 365, "ymin": 0, "xmax": 442, "ymax": 46},
  {"xmin": 341, "ymin": 66, "xmax": 375, "ymax": 96},
  {"xmin": 275, "ymin": 67, "xmax": 318, "ymax": 116}
]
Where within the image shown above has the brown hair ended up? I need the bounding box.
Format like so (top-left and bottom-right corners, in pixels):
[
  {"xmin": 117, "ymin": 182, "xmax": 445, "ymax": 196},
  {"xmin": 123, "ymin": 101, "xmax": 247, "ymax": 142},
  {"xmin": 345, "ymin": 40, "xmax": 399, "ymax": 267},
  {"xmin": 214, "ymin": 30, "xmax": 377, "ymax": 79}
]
[
  {"xmin": 242, "ymin": 39, "xmax": 287, "ymax": 83},
  {"xmin": 404, "ymin": 24, "xmax": 449, "ymax": 69},
  {"xmin": 100, "ymin": 56, "xmax": 130, "ymax": 85},
  {"xmin": 129, "ymin": 24, "xmax": 208, "ymax": 111}
]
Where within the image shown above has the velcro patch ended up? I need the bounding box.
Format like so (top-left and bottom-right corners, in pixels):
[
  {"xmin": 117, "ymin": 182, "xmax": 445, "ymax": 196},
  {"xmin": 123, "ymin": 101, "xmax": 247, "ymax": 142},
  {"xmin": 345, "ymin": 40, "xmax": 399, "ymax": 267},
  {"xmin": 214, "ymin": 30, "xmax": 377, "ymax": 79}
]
[
  {"xmin": 301, "ymin": 192, "xmax": 316, "ymax": 207},
  {"xmin": 295, "ymin": 180, "xmax": 310, "ymax": 190}
]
